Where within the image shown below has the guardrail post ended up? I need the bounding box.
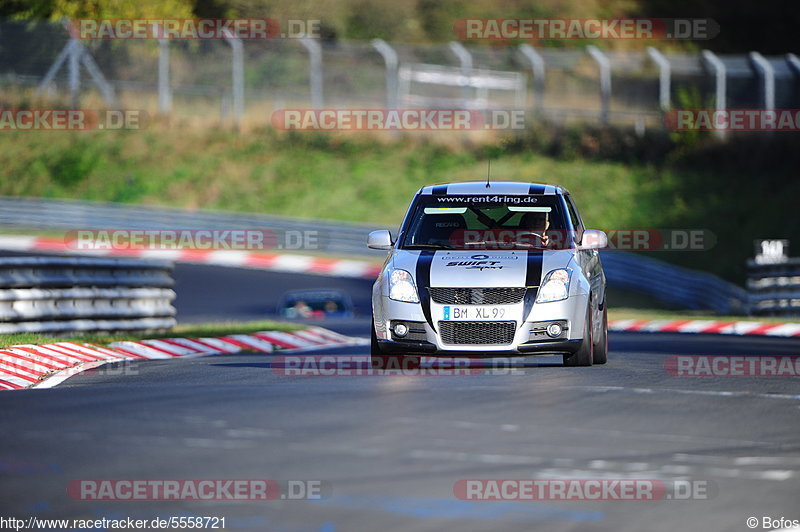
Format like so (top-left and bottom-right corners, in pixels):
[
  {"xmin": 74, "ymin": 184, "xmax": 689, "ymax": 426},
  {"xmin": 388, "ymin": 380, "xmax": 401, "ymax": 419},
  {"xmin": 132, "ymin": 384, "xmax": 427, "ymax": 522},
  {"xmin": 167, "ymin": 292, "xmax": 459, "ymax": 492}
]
[
  {"xmin": 646, "ymin": 46, "xmax": 671, "ymax": 111},
  {"xmin": 158, "ymin": 37, "xmax": 172, "ymax": 114},
  {"xmin": 448, "ymin": 41, "xmax": 473, "ymax": 106},
  {"xmin": 300, "ymin": 38, "xmax": 323, "ymax": 109},
  {"xmin": 749, "ymin": 51, "xmax": 775, "ymax": 111},
  {"xmin": 586, "ymin": 45, "xmax": 611, "ymax": 124},
  {"xmin": 701, "ymin": 50, "xmax": 727, "ymax": 140},
  {"xmin": 222, "ymin": 29, "xmax": 244, "ymax": 127},
  {"xmin": 518, "ymin": 44, "xmax": 545, "ymax": 111},
  {"xmin": 371, "ymin": 39, "xmax": 398, "ymax": 109}
]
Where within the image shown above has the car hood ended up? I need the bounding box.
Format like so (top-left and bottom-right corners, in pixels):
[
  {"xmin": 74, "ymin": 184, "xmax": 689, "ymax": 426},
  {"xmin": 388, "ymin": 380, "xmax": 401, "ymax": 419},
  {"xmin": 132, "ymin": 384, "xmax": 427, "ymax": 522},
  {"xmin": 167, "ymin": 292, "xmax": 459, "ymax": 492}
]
[{"xmin": 390, "ymin": 249, "xmax": 575, "ymax": 288}]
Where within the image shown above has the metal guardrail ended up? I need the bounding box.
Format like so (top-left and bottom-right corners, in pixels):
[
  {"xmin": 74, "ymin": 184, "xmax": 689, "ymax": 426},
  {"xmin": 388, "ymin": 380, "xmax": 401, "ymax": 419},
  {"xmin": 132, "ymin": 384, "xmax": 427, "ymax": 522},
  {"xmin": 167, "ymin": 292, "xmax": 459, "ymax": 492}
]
[
  {"xmin": 0, "ymin": 256, "xmax": 176, "ymax": 334},
  {"xmin": 600, "ymin": 250, "xmax": 749, "ymax": 315},
  {"xmin": 747, "ymin": 258, "xmax": 800, "ymax": 316},
  {"xmin": 0, "ymin": 196, "xmax": 390, "ymax": 259}
]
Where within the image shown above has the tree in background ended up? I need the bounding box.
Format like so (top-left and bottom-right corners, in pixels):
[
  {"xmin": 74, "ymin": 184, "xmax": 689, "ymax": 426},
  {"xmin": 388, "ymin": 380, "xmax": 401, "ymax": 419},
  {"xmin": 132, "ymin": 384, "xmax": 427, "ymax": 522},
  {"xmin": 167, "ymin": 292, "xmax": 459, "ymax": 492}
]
[
  {"xmin": 0, "ymin": 0, "xmax": 193, "ymax": 19},
  {"xmin": 632, "ymin": 0, "xmax": 800, "ymax": 54},
  {"xmin": 1, "ymin": 0, "xmax": 798, "ymax": 52}
]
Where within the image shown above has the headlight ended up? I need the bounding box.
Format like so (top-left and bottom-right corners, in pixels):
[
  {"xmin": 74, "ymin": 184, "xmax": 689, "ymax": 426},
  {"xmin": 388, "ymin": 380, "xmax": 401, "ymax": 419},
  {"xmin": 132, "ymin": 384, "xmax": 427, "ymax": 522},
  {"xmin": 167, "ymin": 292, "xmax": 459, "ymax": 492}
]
[
  {"xmin": 389, "ymin": 269, "xmax": 420, "ymax": 303},
  {"xmin": 536, "ymin": 269, "xmax": 571, "ymax": 303}
]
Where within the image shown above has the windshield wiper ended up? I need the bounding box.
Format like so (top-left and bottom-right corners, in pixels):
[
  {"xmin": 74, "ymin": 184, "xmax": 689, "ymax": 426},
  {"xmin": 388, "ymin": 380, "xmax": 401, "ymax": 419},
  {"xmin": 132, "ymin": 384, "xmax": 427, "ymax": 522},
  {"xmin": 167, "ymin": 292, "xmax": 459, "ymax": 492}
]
[
  {"xmin": 465, "ymin": 241, "xmax": 547, "ymax": 250},
  {"xmin": 403, "ymin": 243, "xmax": 453, "ymax": 250}
]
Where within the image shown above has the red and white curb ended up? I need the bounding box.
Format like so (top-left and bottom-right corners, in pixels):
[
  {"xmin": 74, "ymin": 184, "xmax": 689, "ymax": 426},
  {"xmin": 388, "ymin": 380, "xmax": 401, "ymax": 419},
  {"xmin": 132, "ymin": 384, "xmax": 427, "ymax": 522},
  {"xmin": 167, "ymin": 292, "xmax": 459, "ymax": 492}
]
[
  {"xmin": 0, "ymin": 327, "xmax": 367, "ymax": 391},
  {"xmin": 0, "ymin": 235, "xmax": 382, "ymax": 279},
  {"xmin": 609, "ymin": 319, "xmax": 800, "ymax": 337}
]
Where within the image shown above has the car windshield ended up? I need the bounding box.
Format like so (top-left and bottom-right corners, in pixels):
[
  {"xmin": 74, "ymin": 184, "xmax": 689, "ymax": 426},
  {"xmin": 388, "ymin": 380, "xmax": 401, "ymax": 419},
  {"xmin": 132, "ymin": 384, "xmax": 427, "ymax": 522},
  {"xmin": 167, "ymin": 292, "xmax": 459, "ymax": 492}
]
[
  {"xmin": 400, "ymin": 194, "xmax": 574, "ymax": 250},
  {"xmin": 279, "ymin": 291, "xmax": 351, "ymax": 319}
]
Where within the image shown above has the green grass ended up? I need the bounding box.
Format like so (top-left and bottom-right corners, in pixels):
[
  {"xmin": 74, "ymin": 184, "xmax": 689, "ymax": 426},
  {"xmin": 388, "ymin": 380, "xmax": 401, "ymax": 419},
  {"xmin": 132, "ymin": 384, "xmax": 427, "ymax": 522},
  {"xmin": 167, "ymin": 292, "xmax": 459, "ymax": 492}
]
[
  {"xmin": 0, "ymin": 319, "xmax": 301, "ymax": 349},
  {"xmin": 0, "ymin": 128, "xmax": 644, "ymax": 229}
]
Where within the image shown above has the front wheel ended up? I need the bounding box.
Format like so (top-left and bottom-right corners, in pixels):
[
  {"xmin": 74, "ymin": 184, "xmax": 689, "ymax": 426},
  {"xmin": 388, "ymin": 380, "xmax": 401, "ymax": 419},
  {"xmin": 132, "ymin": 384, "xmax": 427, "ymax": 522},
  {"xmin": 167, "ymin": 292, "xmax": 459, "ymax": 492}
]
[
  {"xmin": 592, "ymin": 304, "xmax": 608, "ymax": 365},
  {"xmin": 563, "ymin": 306, "xmax": 593, "ymax": 367},
  {"xmin": 370, "ymin": 323, "xmax": 382, "ymax": 356}
]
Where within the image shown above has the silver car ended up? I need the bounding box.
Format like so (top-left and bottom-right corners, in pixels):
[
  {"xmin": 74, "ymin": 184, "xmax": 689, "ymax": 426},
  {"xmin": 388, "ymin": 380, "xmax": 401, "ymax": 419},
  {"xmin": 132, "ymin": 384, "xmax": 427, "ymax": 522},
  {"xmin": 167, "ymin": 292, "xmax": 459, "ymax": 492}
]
[{"xmin": 367, "ymin": 181, "xmax": 608, "ymax": 367}]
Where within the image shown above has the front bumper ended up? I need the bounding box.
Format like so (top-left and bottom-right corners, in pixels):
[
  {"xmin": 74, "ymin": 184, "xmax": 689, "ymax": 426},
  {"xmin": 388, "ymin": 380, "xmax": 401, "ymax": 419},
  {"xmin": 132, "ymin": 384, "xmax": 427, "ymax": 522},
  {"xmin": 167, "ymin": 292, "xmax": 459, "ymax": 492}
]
[
  {"xmin": 377, "ymin": 337, "xmax": 582, "ymax": 356},
  {"xmin": 373, "ymin": 293, "xmax": 589, "ymax": 356}
]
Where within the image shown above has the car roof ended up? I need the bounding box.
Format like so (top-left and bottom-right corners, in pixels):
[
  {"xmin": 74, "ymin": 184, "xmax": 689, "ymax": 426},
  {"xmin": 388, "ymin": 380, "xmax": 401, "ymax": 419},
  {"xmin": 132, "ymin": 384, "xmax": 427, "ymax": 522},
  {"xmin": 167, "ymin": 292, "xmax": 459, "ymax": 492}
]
[{"xmin": 417, "ymin": 181, "xmax": 567, "ymax": 196}]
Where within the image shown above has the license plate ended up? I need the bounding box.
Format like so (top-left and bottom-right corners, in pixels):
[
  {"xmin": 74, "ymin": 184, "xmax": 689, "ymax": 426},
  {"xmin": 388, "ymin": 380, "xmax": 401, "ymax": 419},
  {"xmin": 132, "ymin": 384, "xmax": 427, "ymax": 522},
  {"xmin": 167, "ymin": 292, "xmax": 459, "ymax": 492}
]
[{"xmin": 442, "ymin": 305, "xmax": 506, "ymax": 321}]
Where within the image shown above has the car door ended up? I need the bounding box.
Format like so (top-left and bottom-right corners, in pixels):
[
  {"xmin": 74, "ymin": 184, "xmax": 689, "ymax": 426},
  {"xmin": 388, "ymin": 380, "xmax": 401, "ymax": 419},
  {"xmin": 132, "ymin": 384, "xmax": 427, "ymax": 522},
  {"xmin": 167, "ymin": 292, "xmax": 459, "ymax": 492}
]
[{"xmin": 564, "ymin": 194, "xmax": 605, "ymax": 307}]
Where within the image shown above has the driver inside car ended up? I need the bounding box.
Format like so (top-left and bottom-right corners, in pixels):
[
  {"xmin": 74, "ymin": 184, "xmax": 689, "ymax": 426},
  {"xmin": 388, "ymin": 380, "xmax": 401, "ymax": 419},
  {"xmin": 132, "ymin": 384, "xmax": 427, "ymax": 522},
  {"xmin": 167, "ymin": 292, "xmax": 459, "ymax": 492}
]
[{"xmin": 519, "ymin": 211, "xmax": 550, "ymax": 248}]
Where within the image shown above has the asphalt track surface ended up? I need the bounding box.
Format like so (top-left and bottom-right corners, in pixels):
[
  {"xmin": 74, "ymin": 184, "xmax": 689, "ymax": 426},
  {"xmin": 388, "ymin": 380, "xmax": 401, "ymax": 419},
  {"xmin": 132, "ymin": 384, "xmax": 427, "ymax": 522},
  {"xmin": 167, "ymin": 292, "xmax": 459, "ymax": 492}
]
[{"xmin": 1, "ymin": 262, "xmax": 800, "ymax": 532}]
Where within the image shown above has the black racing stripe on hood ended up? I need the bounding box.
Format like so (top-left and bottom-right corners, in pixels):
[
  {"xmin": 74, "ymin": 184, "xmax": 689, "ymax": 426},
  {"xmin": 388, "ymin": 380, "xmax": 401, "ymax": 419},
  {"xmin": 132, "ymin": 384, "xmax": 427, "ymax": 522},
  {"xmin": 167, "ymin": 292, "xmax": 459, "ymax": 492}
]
[
  {"xmin": 525, "ymin": 250, "xmax": 544, "ymax": 287},
  {"xmin": 528, "ymin": 184, "xmax": 546, "ymax": 195},
  {"xmin": 523, "ymin": 250, "xmax": 544, "ymax": 321},
  {"xmin": 431, "ymin": 185, "xmax": 448, "ymax": 195},
  {"xmin": 415, "ymin": 250, "xmax": 435, "ymax": 328}
]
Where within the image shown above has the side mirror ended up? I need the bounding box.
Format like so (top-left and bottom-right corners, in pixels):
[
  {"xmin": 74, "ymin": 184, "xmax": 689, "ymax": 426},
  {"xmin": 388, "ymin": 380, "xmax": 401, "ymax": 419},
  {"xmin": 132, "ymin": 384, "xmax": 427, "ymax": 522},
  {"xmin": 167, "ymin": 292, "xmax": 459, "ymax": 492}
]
[
  {"xmin": 579, "ymin": 229, "xmax": 607, "ymax": 250},
  {"xmin": 367, "ymin": 230, "xmax": 393, "ymax": 250}
]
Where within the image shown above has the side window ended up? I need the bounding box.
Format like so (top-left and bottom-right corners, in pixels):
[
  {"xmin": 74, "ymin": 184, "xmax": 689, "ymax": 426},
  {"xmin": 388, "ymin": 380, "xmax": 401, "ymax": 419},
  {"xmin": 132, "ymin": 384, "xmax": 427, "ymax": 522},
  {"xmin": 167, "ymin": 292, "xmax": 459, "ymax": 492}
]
[{"xmin": 564, "ymin": 195, "xmax": 585, "ymax": 242}]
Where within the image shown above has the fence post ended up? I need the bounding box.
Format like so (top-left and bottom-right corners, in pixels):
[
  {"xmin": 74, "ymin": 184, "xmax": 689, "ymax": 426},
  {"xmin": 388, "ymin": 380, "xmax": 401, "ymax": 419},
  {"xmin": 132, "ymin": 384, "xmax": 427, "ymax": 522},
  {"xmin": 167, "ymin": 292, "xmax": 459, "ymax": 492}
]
[
  {"xmin": 702, "ymin": 50, "xmax": 727, "ymax": 139},
  {"xmin": 36, "ymin": 40, "xmax": 71, "ymax": 100},
  {"xmin": 371, "ymin": 39, "xmax": 398, "ymax": 109},
  {"xmin": 37, "ymin": 31, "xmax": 116, "ymax": 108},
  {"xmin": 300, "ymin": 38, "xmax": 323, "ymax": 109},
  {"xmin": 586, "ymin": 45, "xmax": 611, "ymax": 124},
  {"xmin": 646, "ymin": 46, "xmax": 671, "ymax": 111},
  {"xmin": 749, "ymin": 52, "xmax": 775, "ymax": 111},
  {"xmin": 67, "ymin": 40, "xmax": 80, "ymax": 108},
  {"xmin": 448, "ymin": 41, "xmax": 473, "ymax": 105},
  {"xmin": 222, "ymin": 29, "xmax": 244, "ymax": 127},
  {"xmin": 518, "ymin": 44, "xmax": 545, "ymax": 111},
  {"xmin": 158, "ymin": 38, "xmax": 172, "ymax": 114},
  {"xmin": 79, "ymin": 47, "xmax": 117, "ymax": 107}
]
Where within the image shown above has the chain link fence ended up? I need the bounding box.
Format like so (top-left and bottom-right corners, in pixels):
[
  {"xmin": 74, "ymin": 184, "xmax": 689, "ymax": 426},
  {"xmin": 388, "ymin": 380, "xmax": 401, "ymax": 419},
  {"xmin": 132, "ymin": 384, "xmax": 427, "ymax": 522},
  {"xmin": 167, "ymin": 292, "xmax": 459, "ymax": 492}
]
[{"xmin": 2, "ymin": 19, "xmax": 799, "ymax": 129}]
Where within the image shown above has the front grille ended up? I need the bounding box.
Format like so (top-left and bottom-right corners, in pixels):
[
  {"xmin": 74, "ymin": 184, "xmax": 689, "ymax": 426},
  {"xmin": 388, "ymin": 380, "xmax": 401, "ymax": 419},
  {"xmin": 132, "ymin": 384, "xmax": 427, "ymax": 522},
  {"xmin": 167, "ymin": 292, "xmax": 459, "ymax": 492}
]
[
  {"xmin": 428, "ymin": 287, "xmax": 526, "ymax": 305},
  {"xmin": 438, "ymin": 321, "xmax": 516, "ymax": 345}
]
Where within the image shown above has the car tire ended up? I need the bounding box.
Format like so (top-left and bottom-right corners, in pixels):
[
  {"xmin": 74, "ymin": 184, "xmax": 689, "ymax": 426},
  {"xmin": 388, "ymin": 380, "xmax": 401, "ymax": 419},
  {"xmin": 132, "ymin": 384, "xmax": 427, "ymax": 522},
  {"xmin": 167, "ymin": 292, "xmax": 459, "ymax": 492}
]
[
  {"xmin": 370, "ymin": 322, "xmax": 382, "ymax": 356},
  {"xmin": 592, "ymin": 303, "xmax": 608, "ymax": 365},
  {"xmin": 563, "ymin": 306, "xmax": 593, "ymax": 367}
]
